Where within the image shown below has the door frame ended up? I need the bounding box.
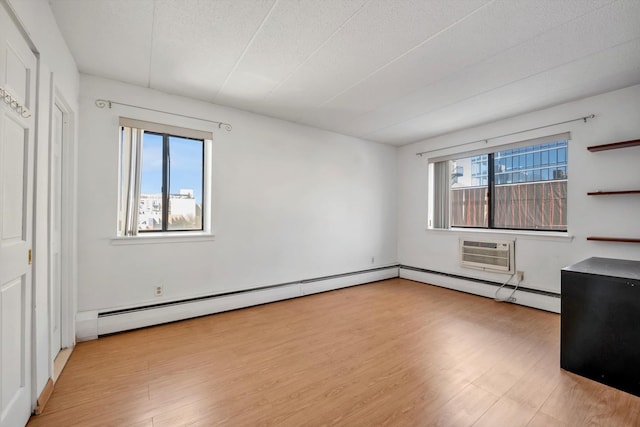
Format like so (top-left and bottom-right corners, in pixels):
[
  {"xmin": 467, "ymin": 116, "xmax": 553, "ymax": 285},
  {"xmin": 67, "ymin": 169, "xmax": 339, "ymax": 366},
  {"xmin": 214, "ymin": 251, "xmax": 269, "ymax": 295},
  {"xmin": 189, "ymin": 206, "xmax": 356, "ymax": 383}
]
[{"xmin": 48, "ymin": 82, "xmax": 77, "ymax": 366}]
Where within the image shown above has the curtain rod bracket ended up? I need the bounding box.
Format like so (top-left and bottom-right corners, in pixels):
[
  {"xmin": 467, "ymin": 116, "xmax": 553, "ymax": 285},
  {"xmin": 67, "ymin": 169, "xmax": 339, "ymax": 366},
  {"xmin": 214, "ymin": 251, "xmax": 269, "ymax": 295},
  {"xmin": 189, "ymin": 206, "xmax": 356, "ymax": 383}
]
[
  {"xmin": 95, "ymin": 99, "xmax": 111, "ymax": 109},
  {"xmin": 95, "ymin": 98, "xmax": 232, "ymax": 132}
]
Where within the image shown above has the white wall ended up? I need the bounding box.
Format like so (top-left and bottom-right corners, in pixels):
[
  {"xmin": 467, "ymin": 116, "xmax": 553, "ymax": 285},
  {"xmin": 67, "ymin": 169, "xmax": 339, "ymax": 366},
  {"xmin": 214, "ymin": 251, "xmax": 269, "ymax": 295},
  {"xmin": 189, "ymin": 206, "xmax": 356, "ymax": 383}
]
[
  {"xmin": 77, "ymin": 74, "xmax": 397, "ymax": 313},
  {"xmin": 5, "ymin": 0, "xmax": 79, "ymax": 406},
  {"xmin": 398, "ymin": 84, "xmax": 640, "ymax": 297}
]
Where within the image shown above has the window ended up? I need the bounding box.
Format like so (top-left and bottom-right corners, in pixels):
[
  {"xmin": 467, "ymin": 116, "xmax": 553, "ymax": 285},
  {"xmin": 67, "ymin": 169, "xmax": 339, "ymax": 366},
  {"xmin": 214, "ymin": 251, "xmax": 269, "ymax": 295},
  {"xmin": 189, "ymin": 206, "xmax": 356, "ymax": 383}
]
[
  {"xmin": 430, "ymin": 133, "xmax": 568, "ymax": 232},
  {"xmin": 118, "ymin": 118, "xmax": 211, "ymax": 236}
]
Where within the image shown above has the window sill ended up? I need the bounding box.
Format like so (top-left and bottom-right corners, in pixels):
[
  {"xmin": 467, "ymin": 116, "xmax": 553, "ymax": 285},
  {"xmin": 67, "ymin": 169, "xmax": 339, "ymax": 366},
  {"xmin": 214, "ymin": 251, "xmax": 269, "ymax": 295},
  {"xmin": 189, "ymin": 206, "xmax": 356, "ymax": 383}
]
[
  {"xmin": 426, "ymin": 227, "xmax": 574, "ymax": 242},
  {"xmin": 111, "ymin": 232, "xmax": 215, "ymax": 245}
]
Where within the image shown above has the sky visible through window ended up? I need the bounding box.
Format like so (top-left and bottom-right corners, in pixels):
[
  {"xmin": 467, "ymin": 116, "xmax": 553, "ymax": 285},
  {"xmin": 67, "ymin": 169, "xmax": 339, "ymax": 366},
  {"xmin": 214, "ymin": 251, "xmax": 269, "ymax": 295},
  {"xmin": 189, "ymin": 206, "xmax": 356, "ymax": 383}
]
[{"xmin": 140, "ymin": 132, "xmax": 203, "ymax": 204}]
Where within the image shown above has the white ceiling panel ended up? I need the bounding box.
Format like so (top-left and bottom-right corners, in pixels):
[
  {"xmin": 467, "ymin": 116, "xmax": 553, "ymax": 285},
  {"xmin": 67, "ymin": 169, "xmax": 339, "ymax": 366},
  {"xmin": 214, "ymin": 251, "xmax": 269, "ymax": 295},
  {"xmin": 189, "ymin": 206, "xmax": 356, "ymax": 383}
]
[
  {"xmin": 149, "ymin": 0, "xmax": 276, "ymax": 101},
  {"xmin": 311, "ymin": 0, "xmax": 615, "ymax": 130},
  {"xmin": 215, "ymin": 0, "xmax": 368, "ymax": 106},
  {"xmin": 367, "ymin": 37, "xmax": 640, "ymax": 144},
  {"xmin": 50, "ymin": 0, "xmax": 154, "ymax": 87},
  {"xmin": 341, "ymin": 0, "xmax": 640, "ymax": 140},
  {"xmin": 50, "ymin": 0, "xmax": 640, "ymax": 145},
  {"xmin": 266, "ymin": 0, "xmax": 491, "ymax": 108}
]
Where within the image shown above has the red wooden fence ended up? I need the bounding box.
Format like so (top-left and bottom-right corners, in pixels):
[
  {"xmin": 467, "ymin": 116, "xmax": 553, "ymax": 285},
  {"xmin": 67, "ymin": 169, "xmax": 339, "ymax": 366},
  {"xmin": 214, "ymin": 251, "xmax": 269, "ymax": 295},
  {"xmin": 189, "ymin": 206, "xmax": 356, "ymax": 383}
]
[{"xmin": 451, "ymin": 181, "xmax": 567, "ymax": 230}]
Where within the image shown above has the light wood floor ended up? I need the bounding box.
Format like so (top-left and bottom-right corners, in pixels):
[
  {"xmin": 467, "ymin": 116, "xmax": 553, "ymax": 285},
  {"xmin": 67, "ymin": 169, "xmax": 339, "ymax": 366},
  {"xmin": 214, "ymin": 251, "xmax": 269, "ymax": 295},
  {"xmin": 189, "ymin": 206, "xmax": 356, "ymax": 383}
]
[{"xmin": 28, "ymin": 279, "xmax": 640, "ymax": 426}]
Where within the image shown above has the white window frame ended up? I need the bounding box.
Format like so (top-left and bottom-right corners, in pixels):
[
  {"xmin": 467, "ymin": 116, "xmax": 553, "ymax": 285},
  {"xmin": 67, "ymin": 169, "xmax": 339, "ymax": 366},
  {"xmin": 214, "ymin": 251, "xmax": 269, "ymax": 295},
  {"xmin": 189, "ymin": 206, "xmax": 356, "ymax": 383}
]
[
  {"xmin": 113, "ymin": 117, "xmax": 214, "ymax": 243},
  {"xmin": 427, "ymin": 132, "xmax": 570, "ymax": 234}
]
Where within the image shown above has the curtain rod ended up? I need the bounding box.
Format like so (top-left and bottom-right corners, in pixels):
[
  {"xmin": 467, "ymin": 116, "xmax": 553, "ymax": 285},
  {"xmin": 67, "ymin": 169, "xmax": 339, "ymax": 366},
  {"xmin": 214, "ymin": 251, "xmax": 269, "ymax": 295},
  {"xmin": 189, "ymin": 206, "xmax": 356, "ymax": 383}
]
[
  {"xmin": 416, "ymin": 114, "xmax": 595, "ymax": 157},
  {"xmin": 95, "ymin": 99, "xmax": 232, "ymax": 131}
]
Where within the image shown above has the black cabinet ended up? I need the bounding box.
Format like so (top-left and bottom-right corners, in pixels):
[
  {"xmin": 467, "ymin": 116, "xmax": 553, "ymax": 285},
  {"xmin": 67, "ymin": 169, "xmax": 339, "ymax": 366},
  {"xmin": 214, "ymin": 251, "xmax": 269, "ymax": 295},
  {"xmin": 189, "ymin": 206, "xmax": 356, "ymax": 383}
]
[{"xmin": 561, "ymin": 257, "xmax": 640, "ymax": 396}]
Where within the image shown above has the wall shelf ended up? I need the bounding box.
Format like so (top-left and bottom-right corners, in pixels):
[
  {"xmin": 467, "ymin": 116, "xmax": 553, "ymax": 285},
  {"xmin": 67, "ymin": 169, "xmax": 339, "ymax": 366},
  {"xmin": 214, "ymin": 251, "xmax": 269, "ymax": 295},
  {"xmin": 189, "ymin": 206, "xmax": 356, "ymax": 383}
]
[
  {"xmin": 586, "ymin": 237, "xmax": 640, "ymax": 243},
  {"xmin": 587, "ymin": 139, "xmax": 640, "ymax": 152},
  {"xmin": 586, "ymin": 138, "xmax": 639, "ymax": 243},
  {"xmin": 587, "ymin": 190, "xmax": 640, "ymax": 196}
]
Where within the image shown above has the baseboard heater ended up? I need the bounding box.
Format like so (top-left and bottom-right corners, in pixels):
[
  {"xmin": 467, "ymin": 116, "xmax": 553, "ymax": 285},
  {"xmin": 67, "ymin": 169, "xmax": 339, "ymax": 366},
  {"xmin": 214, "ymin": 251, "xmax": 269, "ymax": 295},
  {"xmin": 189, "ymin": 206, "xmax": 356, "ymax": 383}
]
[
  {"xmin": 82, "ymin": 265, "xmax": 399, "ymax": 339},
  {"xmin": 399, "ymin": 265, "xmax": 560, "ymax": 313}
]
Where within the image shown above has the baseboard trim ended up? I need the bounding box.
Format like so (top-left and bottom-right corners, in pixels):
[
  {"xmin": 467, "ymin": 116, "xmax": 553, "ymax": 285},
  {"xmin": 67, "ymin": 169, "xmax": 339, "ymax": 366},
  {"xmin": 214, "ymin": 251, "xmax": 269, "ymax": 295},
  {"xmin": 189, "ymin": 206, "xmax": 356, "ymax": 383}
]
[
  {"xmin": 98, "ymin": 265, "xmax": 400, "ymax": 317},
  {"xmin": 399, "ymin": 265, "xmax": 560, "ymax": 313},
  {"xmin": 34, "ymin": 378, "xmax": 54, "ymax": 415},
  {"xmin": 76, "ymin": 266, "xmax": 399, "ymax": 340},
  {"xmin": 53, "ymin": 347, "xmax": 74, "ymax": 382}
]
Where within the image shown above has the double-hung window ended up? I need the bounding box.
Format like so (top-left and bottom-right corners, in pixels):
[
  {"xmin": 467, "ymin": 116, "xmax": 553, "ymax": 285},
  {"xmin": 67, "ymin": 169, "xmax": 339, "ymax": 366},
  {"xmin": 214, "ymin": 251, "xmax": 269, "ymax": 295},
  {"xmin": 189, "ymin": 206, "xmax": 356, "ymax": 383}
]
[
  {"xmin": 118, "ymin": 117, "xmax": 212, "ymax": 236},
  {"xmin": 429, "ymin": 133, "xmax": 569, "ymax": 232}
]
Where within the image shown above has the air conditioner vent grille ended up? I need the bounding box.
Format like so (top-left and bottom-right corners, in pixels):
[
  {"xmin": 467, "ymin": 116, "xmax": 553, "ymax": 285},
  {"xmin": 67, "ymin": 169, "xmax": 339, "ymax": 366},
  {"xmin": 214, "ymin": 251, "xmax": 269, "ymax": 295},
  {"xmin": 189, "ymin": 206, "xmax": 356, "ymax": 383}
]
[
  {"xmin": 462, "ymin": 240, "xmax": 499, "ymax": 249},
  {"xmin": 459, "ymin": 239, "xmax": 514, "ymax": 274}
]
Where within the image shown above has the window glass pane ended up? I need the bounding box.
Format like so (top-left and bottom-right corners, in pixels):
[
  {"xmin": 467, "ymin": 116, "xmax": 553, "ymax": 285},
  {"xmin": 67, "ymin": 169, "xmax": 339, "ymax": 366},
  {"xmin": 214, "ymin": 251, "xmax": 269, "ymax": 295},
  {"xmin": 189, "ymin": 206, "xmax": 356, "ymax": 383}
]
[
  {"xmin": 494, "ymin": 140, "xmax": 567, "ymax": 231},
  {"xmin": 434, "ymin": 138, "xmax": 567, "ymax": 232},
  {"xmin": 167, "ymin": 136, "xmax": 204, "ymax": 231},
  {"xmin": 139, "ymin": 132, "xmax": 163, "ymax": 231},
  {"xmin": 450, "ymin": 155, "xmax": 488, "ymax": 227},
  {"xmin": 558, "ymin": 147, "xmax": 566, "ymax": 163}
]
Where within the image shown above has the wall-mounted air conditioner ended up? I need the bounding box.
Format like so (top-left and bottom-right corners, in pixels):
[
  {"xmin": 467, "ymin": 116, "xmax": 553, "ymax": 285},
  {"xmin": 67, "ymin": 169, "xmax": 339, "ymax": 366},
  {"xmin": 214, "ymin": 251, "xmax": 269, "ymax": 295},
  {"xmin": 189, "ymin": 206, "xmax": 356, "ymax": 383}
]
[{"xmin": 459, "ymin": 238, "xmax": 515, "ymax": 274}]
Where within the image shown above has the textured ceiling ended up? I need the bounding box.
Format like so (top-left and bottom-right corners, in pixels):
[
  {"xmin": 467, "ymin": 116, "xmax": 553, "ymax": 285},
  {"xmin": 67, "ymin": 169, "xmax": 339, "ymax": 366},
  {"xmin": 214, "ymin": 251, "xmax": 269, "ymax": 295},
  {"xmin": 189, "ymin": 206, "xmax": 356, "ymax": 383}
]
[{"xmin": 50, "ymin": 0, "xmax": 640, "ymax": 145}]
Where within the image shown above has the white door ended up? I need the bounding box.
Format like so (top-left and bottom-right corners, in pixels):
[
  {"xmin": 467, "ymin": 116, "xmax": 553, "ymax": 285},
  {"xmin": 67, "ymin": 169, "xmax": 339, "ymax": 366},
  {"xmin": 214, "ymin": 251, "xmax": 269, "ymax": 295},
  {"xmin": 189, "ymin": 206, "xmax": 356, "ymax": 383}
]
[
  {"xmin": 50, "ymin": 103, "xmax": 63, "ymax": 360},
  {"xmin": 0, "ymin": 5, "xmax": 37, "ymax": 427}
]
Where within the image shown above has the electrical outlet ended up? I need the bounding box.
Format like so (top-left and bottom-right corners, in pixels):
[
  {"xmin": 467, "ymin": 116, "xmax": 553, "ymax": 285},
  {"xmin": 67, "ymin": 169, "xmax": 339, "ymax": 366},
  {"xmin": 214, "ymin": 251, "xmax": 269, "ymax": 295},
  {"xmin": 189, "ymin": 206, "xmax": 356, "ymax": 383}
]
[
  {"xmin": 371, "ymin": 256, "xmax": 375, "ymax": 264},
  {"xmin": 516, "ymin": 271, "xmax": 524, "ymax": 282},
  {"xmin": 155, "ymin": 285, "xmax": 163, "ymax": 297}
]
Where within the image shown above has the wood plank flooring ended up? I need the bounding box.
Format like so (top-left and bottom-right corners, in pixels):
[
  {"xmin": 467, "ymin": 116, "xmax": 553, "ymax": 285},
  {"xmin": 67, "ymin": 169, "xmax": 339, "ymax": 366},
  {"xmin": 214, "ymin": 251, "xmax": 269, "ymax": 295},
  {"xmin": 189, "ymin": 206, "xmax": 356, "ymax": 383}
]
[{"xmin": 28, "ymin": 278, "xmax": 640, "ymax": 426}]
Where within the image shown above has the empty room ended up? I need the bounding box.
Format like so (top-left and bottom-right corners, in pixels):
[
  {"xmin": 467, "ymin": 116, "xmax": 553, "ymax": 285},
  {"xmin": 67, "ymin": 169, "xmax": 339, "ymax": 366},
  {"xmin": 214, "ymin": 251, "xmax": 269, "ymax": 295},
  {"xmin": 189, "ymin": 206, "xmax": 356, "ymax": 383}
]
[{"xmin": 1, "ymin": 0, "xmax": 639, "ymax": 426}]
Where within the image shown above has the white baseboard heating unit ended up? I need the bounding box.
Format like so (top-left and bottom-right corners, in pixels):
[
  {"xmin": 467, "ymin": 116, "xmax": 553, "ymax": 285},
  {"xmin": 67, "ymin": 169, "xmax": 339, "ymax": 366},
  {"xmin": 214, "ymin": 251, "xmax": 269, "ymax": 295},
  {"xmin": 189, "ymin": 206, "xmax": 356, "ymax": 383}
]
[
  {"xmin": 76, "ymin": 266, "xmax": 400, "ymax": 340},
  {"xmin": 459, "ymin": 238, "xmax": 515, "ymax": 274}
]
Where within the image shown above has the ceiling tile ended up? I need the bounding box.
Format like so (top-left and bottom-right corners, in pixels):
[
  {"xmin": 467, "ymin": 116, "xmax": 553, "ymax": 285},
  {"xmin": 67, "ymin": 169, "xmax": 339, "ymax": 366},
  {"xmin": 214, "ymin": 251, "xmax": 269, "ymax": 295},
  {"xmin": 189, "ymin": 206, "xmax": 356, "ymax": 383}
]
[
  {"xmin": 51, "ymin": 0, "xmax": 154, "ymax": 87},
  {"xmin": 308, "ymin": 0, "xmax": 615, "ymax": 131},
  {"xmin": 50, "ymin": 0, "xmax": 640, "ymax": 145},
  {"xmin": 266, "ymin": 0, "xmax": 491, "ymax": 110},
  {"xmin": 331, "ymin": 0, "xmax": 640, "ymax": 140},
  {"xmin": 215, "ymin": 0, "xmax": 368, "ymax": 106},
  {"xmin": 149, "ymin": 0, "xmax": 276, "ymax": 101},
  {"xmin": 367, "ymin": 37, "xmax": 640, "ymax": 145}
]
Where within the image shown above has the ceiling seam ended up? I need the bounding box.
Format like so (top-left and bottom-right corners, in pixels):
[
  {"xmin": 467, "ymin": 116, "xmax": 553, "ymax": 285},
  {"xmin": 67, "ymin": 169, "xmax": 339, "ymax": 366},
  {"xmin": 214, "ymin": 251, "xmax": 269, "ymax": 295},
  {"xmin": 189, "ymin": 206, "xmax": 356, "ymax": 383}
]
[
  {"xmin": 315, "ymin": 0, "xmax": 498, "ymax": 108},
  {"xmin": 146, "ymin": 0, "xmax": 156, "ymax": 88},
  {"xmin": 263, "ymin": 0, "xmax": 372, "ymax": 100},
  {"xmin": 212, "ymin": 0, "xmax": 280, "ymax": 102},
  {"xmin": 361, "ymin": 35, "xmax": 640, "ymax": 144},
  {"xmin": 330, "ymin": 0, "xmax": 621, "ymax": 129},
  {"xmin": 356, "ymin": 0, "xmax": 627, "ymax": 139}
]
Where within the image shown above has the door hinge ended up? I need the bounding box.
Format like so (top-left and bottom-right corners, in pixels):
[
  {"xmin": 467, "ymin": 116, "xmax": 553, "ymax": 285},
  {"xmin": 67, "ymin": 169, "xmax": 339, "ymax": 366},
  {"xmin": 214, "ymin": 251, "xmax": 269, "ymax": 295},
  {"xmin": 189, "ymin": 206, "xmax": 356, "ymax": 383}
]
[{"xmin": 28, "ymin": 249, "xmax": 32, "ymax": 265}]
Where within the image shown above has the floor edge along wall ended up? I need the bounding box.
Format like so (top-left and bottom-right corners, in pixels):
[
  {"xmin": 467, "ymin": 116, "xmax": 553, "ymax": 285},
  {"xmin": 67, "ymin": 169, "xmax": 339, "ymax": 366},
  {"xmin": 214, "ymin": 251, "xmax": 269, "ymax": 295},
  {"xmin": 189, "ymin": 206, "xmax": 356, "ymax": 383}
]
[
  {"xmin": 76, "ymin": 264, "xmax": 560, "ymax": 341},
  {"xmin": 75, "ymin": 266, "xmax": 400, "ymax": 340},
  {"xmin": 399, "ymin": 266, "xmax": 560, "ymax": 313}
]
